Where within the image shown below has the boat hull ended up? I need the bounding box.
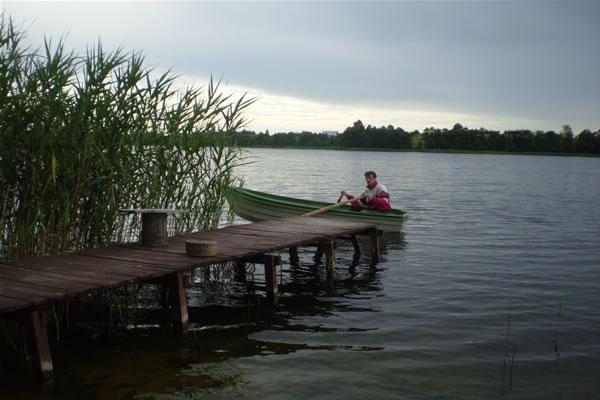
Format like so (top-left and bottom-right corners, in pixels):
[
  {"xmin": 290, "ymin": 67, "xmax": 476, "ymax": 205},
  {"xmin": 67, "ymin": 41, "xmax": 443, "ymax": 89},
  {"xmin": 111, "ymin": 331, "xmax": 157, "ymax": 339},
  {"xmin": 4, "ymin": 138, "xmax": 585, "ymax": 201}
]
[{"xmin": 228, "ymin": 188, "xmax": 406, "ymax": 232}]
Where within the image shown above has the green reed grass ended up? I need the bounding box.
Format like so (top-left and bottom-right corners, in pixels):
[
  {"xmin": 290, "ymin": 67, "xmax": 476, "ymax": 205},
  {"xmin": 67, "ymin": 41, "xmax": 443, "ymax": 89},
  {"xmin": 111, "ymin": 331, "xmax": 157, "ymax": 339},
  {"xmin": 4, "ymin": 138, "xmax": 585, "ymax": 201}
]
[{"xmin": 0, "ymin": 15, "xmax": 254, "ymax": 261}]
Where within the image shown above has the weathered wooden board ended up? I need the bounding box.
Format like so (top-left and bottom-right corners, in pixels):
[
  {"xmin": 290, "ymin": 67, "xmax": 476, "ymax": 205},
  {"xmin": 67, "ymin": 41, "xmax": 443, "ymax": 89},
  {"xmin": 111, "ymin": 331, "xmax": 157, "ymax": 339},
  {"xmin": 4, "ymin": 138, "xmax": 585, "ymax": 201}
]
[{"xmin": 0, "ymin": 217, "xmax": 376, "ymax": 314}]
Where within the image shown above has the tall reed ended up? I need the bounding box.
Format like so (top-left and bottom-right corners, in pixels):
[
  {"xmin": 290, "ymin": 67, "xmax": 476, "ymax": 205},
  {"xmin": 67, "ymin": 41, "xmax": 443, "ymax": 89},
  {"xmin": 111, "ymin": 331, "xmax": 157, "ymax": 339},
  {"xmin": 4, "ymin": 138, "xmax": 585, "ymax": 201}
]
[{"xmin": 0, "ymin": 15, "xmax": 254, "ymax": 261}]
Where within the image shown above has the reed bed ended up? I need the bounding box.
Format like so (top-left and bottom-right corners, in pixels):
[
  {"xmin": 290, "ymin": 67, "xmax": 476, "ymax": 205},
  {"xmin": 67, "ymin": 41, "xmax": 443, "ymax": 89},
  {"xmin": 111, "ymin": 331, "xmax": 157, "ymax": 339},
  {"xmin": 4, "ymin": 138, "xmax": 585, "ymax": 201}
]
[{"xmin": 0, "ymin": 15, "xmax": 254, "ymax": 261}]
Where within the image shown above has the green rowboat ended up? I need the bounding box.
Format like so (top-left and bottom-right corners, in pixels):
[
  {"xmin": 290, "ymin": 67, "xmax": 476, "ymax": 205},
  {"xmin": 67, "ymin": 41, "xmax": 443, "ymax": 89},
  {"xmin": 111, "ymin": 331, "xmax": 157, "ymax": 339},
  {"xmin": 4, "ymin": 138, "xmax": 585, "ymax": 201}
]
[{"xmin": 227, "ymin": 188, "xmax": 406, "ymax": 232}]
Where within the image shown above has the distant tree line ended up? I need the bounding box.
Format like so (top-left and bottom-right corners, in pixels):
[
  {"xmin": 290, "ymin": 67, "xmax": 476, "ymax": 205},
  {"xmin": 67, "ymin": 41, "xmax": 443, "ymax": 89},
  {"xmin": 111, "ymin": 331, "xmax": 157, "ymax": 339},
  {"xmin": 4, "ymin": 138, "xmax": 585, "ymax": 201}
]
[{"xmin": 225, "ymin": 121, "xmax": 600, "ymax": 154}]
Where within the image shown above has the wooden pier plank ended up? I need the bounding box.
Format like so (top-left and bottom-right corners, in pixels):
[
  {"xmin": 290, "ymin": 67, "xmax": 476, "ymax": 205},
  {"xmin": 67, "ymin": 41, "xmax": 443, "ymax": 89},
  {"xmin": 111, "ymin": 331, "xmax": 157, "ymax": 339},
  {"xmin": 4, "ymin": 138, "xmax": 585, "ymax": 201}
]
[
  {"xmin": 3, "ymin": 262, "xmax": 127, "ymax": 286},
  {"xmin": 0, "ymin": 264, "xmax": 104, "ymax": 292},
  {"xmin": 14, "ymin": 258, "xmax": 146, "ymax": 282},
  {"xmin": 0, "ymin": 217, "xmax": 376, "ymax": 315},
  {"xmin": 0, "ymin": 281, "xmax": 54, "ymax": 304},
  {"xmin": 0, "ymin": 295, "xmax": 28, "ymax": 311},
  {"xmin": 0, "ymin": 216, "xmax": 378, "ymax": 382},
  {"xmin": 77, "ymin": 246, "xmax": 220, "ymax": 267},
  {"xmin": 78, "ymin": 246, "xmax": 231, "ymax": 268}
]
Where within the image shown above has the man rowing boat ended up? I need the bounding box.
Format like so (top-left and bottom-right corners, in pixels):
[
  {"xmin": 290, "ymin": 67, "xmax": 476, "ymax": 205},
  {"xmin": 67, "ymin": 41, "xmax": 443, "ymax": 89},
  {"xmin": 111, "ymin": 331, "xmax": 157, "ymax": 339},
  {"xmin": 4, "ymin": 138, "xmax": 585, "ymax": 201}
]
[{"xmin": 341, "ymin": 170, "xmax": 392, "ymax": 212}]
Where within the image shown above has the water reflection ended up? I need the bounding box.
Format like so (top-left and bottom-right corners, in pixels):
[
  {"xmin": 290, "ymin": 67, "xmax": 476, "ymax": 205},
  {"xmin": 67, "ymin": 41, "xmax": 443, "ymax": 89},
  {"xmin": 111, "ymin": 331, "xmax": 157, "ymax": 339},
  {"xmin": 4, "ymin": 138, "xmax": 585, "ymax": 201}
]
[
  {"xmin": 1, "ymin": 234, "xmax": 404, "ymax": 400},
  {"xmin": 8, "ymin": 148, "xmax": 599, "ymax": 400}
]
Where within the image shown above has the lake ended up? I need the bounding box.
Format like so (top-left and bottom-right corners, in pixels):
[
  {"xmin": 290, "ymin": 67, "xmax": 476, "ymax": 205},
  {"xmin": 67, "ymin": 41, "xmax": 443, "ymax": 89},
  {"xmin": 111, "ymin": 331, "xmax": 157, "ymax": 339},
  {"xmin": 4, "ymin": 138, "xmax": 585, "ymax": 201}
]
[{"xmin": 4, "ymin": 148, "xmax": 600, "ymax": 399}]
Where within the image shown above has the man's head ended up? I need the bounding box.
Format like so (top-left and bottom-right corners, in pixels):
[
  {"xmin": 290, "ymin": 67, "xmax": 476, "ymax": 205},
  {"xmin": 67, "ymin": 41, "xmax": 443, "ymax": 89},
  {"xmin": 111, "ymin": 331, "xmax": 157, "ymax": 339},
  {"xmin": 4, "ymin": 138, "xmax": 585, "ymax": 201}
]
[{"xmin": 364, "ymin": 170, "xmax": 377, "ymax": 185}]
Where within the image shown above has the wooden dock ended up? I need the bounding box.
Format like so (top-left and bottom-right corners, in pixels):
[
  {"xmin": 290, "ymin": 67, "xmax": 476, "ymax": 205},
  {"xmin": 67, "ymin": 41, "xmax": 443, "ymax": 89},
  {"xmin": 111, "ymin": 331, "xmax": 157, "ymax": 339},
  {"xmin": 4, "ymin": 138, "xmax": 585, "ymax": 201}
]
[{"xmin": 0, "ymin": 216, "xmax": 379, "ymax": 382}]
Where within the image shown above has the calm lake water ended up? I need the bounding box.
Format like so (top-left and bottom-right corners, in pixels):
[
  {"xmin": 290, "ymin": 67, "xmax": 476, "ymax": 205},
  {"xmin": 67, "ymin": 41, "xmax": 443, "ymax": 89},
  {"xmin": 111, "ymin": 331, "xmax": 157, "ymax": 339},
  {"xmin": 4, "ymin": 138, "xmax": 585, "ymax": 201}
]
[{"xmin": 3, "ymin": 149, "xmax": 600, "ymax": 400}]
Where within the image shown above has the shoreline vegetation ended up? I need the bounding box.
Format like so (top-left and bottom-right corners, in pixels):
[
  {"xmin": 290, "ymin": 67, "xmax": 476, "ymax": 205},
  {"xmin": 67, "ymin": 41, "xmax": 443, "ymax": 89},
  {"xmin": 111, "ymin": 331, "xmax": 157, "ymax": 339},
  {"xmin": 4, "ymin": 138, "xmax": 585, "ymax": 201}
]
[
  {"xmin": 2, "ymin": 14, "xmax": 598, "ymax": 261},
  {"xmin": 232, "ymin": 145, "xmax": 600, "ymax": 158},
  {"xmin": 220, "ymin": 120, "xmax": 600, "ymax": 157},
  {"xmin": 0, "ymin": 16, "xmax": 253, "ymax": 261}
]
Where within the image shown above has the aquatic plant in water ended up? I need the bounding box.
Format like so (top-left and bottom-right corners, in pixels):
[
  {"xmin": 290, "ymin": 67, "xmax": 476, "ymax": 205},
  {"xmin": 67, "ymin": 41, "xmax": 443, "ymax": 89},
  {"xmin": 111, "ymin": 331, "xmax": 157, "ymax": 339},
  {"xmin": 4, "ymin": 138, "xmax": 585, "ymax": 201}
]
[
  {"xmin": 0, "ymin": 14, "xmax": 254, "ymax": 260},
  {"xmin": 552, "ymin": 301, "xmax": 564, "ymax": 360},
  {"xmin": 502, "ymin": 300, "xmax": 517, "ymax": 392}
]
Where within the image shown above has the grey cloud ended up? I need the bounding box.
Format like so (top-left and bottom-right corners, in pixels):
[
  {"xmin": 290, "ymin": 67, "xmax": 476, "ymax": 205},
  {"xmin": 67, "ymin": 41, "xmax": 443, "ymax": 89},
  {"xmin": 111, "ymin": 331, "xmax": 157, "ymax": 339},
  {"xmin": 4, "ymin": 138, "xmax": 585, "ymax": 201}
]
[{"xmin": 4, "ymin": 1, "xmax": 600, "ymax": 131}]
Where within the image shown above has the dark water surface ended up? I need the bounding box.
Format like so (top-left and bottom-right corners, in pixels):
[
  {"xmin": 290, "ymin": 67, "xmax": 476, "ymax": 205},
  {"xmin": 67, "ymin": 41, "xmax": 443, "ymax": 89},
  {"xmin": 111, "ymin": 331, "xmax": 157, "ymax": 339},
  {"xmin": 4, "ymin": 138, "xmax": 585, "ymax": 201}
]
[{"xmin": 3, "ymin": 149, "xmax": 600, "ymax": 399}]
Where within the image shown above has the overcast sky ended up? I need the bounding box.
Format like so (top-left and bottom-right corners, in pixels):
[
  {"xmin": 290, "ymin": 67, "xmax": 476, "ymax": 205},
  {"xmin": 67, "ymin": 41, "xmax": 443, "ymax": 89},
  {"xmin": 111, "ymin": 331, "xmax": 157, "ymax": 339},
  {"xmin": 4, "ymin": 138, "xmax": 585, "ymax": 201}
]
[{"xmin": 2, "ymin": 1, "xmax": 599, "ymax": 133}]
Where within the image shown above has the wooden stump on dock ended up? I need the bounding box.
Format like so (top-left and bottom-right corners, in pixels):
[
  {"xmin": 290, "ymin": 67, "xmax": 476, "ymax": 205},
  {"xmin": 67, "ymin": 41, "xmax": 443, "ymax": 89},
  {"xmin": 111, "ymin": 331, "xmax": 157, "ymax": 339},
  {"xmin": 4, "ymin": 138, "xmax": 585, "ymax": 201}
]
[{"xmin": 141, "ymin": 213, "xmax": 168, "ymax": 247}]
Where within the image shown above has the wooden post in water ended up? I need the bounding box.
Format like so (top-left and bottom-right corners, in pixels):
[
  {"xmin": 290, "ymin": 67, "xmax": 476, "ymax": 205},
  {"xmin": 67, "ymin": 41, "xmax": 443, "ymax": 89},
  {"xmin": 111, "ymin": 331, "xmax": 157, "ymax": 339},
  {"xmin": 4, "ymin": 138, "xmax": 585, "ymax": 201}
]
[
  {"xmin": 24, "ymin": 309, "xmax": 53, "ymax": 384},
  {"xmin": 351, "ymin": 234, "xmax": 361, "ymax": 254},
  {"xmin": 314, "ymin": 243, "xmax": 325, "ymax": 262},
  {"xmin": 202, "ymin": 265, "xmax": 211, "ymax": 281},
  {"xmin": 289, "ymin": 246, "xmax": 299, "ymax": 266},
  {"xmin": 368, "ymin": 229, "xmax": 380, "ymax": 264},
  {"xmin": 163, "ymin": 272, "xmax": 189, "ymax": 343},
  {"xmin": 322, "ymin": 241, "xmax": 336, "ymax": 276},
  {"xmin": 234, "ymin": 261, "xmax": 247, "ymax": 282},
  {"xmin": 263, "ymin": 255, "xmax": 279, "ymax": 298}
]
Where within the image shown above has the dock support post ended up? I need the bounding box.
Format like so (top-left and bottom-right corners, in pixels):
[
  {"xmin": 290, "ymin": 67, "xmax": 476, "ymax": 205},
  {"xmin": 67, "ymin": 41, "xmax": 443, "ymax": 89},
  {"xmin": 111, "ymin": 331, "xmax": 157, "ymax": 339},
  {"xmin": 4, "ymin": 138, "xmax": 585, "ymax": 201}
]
[
  {"xmin": 202, "ymin": 265, "xmax": 211, "ymax": 281},
  {"xmin": 314, "ymin": 243, "xmax": 325, "ymax": 262},
  {"xmin": 351, "ymin": 234, "xmax": 361, "ymax": 254},
  {"xmin": 24, "ymin": 309, "xmax": 53, "ymax": 383},
  {"xmin": 263, "ymin": 255, "xmax": 279, "ymax": 298},
  {"xmin": 323, "ymin": 241, "xmax": 336, "ymax": 276},
  {"xmin": 289, "ymin": 246, "xmax": 299, "ymax": 266},
  {"xmin": 234, "ymin": 261, "xmax": 247, "ymax": 282},
  {"xmin": 164, "ymin": 272, "xmax": 189, "ymax": 343},
  {"xmin": 368, "ymin": 229, "xmax": 380, "ymax": 264}
]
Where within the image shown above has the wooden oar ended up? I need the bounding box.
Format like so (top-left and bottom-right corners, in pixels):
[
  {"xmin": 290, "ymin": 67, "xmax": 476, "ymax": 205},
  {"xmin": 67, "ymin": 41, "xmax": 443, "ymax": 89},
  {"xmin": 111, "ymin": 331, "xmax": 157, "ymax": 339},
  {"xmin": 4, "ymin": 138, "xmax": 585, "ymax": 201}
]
[{"xmin": 303, "ymin": 195, "xmax": 365, "ymax": 217}]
